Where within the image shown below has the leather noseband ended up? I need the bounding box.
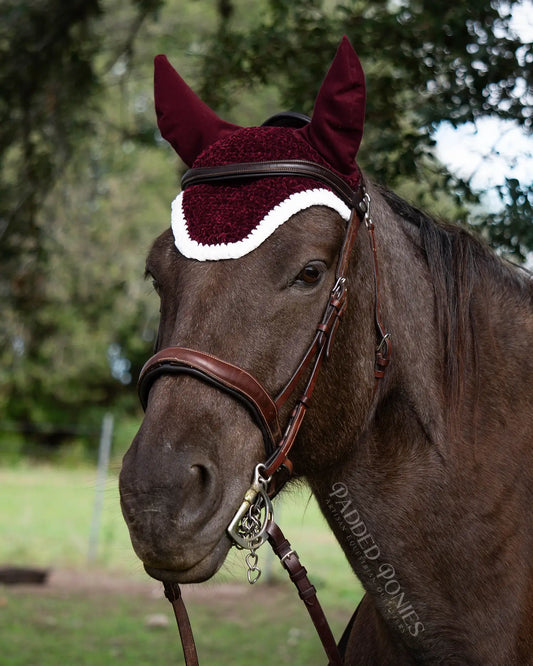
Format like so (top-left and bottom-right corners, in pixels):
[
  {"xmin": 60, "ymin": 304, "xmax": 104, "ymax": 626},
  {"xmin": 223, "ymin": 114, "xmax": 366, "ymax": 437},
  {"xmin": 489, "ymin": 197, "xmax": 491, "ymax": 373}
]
[{"xmin": 138, "ymin": 347, "xmax": 281, "ymax": 459}]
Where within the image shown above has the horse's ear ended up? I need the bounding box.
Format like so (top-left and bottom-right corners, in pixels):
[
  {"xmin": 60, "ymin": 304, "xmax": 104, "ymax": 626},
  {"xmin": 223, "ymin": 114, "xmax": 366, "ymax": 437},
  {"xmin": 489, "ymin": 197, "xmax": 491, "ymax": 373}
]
[
  {"xmin": 299, "ymin": 36, "xmax": 366, "ymax": 177},
  {"xmin": 154, "ymin": 55, "xmax": 241, "ymax": 166}
]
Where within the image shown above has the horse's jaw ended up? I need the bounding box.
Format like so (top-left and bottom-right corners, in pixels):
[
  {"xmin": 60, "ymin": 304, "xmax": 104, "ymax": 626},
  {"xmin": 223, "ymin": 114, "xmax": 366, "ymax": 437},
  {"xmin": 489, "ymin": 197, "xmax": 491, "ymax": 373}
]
[{"xmin": 142, "ymin": 536, "xmax": 232, "ymax": 584}]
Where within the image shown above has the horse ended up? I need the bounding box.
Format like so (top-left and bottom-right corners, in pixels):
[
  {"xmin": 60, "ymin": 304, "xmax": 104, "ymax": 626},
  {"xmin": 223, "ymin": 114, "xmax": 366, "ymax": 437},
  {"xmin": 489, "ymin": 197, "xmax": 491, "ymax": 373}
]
[{"xmin": 119, "ymin": 37, "xmax": 533, "ymax": 664}]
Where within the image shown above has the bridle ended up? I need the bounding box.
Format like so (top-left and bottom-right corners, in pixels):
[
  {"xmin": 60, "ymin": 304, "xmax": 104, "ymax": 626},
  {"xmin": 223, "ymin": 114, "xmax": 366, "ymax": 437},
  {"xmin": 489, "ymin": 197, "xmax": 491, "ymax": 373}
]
[{"xmin": 137, "ymin": 154, "xmax": 391, "ymax": 665}]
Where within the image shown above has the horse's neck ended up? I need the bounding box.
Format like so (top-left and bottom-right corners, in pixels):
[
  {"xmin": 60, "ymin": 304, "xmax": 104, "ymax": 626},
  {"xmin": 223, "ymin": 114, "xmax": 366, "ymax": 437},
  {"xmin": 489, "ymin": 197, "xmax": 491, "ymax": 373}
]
[
  {"xmin": 372, "ymin": 185, "xmax": 533, "ymax": 451},
  {"xmin": 311, "ymin": 192, "xmax": 533, "ymax": 663}
]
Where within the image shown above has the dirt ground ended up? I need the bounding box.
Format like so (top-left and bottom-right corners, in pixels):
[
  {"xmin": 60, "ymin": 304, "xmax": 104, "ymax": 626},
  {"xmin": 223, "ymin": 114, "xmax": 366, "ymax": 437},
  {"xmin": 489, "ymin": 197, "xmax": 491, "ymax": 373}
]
[{"xmin": 2, "ymin": 565, "xmax": 308, "ymax": 613}]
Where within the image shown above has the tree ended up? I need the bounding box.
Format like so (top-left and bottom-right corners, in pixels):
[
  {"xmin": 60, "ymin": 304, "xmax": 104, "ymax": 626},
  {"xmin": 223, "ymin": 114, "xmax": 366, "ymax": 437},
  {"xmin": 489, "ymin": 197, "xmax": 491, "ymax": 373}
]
[
  {"xmin": 1, "ymin": 0, "xmax": 531, "ymax": 448},
  {"xmin": 198, "ymin": 0, "xmax": 532, "ymax": 259},
  {"xmin": 0, "ymin": 0, "xmax": 165, "ymax": 438}
]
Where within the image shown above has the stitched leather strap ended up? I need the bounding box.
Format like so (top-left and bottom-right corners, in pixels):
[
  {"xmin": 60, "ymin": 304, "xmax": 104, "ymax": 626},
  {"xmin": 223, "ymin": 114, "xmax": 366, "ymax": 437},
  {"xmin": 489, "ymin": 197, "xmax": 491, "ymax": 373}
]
[
  {"xmin": 164, "ymin": 522, "xmax": 344, "ymax": 666},
  {"xmin": 264, "ymin": 205, "xmax": 361, "ymax": 480},
  {"xmin": 266, "ymin": 521, "xmax": 343, "ymax": 665},
  {"xmin": 363, "ymin": 204, "xmax": 392, "ymax": 385},
  {"xmin": 182, "ymin": 159, "xmax": 364, "ymax": 210},
  {"xmin": 138, "ymin": 347, "xmax": 282, "ymax": 458}
]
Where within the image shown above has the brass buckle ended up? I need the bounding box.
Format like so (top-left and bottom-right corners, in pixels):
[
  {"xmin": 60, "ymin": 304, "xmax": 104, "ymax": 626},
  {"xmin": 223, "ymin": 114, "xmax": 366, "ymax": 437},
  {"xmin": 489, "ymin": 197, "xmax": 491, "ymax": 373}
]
[{"xmin": 227, "ymin": 464, "xmax": 273, "ymax": 551}]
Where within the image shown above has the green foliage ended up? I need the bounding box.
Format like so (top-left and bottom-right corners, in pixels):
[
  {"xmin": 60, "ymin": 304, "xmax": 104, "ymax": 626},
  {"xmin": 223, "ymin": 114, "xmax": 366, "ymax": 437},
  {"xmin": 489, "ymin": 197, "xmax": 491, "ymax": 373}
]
[
  {"xmin": 475, "ymin": 178, "xmax": 533, "ymax": 262},
  {"xmin": 199, "ymin": 0, "xmax": 532, "ymax": 244},
  {"xmin": 1, "ymin": 0, "xmax": 531, "ymax": 447},
  {"xmin": 0, "ymin": 0, "xmax": 167, "ymax": 441},
  {"xmin": 0, "ymin": 0, "xmax": 102, "ymax": 333}
]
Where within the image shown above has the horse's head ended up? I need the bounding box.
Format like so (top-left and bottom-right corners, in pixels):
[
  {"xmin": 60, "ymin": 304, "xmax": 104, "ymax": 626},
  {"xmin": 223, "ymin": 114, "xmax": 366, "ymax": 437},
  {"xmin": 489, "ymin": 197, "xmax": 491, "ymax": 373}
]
[{"xmin": 119, "ymin": 37, "xmax": 375, "ymax": 583}]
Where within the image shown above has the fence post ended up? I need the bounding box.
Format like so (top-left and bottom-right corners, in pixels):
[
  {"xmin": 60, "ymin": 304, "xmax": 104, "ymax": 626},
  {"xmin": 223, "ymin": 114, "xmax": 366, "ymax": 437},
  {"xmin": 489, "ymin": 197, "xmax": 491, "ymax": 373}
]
[{"xmin": 88, "ymin": 413, "xmax": 114, "ymax": 564}]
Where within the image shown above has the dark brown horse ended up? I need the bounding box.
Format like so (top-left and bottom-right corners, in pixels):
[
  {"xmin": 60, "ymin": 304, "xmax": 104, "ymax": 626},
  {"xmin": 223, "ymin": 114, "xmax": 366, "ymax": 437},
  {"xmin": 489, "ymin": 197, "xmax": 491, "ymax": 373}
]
[{"xmin": 119, "ymin": 38, "xmax": 533, "ymax": 664}]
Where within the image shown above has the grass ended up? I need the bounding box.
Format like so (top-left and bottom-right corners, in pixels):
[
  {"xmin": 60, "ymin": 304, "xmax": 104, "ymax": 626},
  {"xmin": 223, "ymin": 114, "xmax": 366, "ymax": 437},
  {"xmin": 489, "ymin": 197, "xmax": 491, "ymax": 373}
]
[
  {"xmin": 0, "ymin": 464, "xmax": 136, "ymax": 571},
  {"xmin": 0, "ymin": 464, "xmax": 364, "ymax": 664},
  {"xmin": 2, "ymin": 580, "xmax": 347, "ymax": 665}
]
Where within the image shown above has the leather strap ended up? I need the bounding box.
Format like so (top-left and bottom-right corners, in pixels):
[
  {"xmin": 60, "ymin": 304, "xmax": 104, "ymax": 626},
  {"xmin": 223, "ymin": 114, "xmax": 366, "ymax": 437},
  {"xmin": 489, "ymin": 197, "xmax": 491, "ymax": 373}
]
[
  {"xmin": 362, "ymin": 195, "xmax": 392, "ymax": 386},
  {"xmin": 164, "ymin": 582, "xmax": 199, "ymax": 666},
  {"xmin": 181, "ymin": 159, "xmax": 363, "ymax": 210},
  {"xmin": 138, "ymin": 347, "xmax": 282, "ymax": 458},
  {"xmin": 164, "ymin": 521, "xmax": 345, "ymax": 666},
  {"xmin": 264, "ymin": 205, "xmax": 361, "ymax": 480},
  {"xmin": 273, "ymin": 205, "xmax": 359, "ymax": 409},
  {"xmin": 266, "ymin": 521, "xmax": 343, "ymax": 665}
]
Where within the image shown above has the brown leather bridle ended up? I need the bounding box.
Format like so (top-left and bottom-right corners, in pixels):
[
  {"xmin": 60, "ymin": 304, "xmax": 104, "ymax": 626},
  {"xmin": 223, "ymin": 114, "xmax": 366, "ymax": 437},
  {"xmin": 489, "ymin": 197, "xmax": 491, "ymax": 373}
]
[{"xmin": 137, "ymin": 159, "xmax": 391, "ymax": 665}]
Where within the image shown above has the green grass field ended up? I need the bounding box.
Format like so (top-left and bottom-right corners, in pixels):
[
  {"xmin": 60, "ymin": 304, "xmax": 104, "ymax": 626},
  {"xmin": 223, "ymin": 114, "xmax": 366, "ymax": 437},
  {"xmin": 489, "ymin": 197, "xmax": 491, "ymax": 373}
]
[{"xmin": 0, "ymin": 464, "xmax": 364, "ymax": 665}]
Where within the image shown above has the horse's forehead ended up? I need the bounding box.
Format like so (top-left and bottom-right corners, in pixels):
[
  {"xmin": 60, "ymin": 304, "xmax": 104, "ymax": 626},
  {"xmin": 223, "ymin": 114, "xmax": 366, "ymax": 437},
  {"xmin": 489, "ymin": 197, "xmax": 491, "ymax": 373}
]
[{"xmin": 148, "ymin": 207, "xmax": 345, "ymax": 283}]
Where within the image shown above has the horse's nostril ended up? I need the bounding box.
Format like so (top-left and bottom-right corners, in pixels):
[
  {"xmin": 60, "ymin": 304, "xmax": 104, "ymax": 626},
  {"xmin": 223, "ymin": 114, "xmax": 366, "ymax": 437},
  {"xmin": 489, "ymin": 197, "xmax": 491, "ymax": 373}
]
[
  {"xmin": 190, "ymin": 463, "xmax": 212, "ymax": 492},
  {"xmin": 177, "ymin": 459, "xmax": 219, "ymax": 516}
]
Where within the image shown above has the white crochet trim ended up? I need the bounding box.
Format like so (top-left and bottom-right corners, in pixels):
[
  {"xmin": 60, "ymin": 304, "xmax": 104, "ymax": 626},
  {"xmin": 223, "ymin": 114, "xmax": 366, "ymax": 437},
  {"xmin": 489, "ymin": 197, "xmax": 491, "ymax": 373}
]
[{"xmin": 171, "ymin": 188, "xmax": 351, "ymax": 261}]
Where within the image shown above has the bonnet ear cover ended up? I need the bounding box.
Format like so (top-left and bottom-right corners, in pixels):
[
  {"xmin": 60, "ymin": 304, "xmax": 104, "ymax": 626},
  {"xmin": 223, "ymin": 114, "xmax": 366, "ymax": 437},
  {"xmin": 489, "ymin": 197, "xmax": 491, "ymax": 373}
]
[
  {"xmin": 155, "ymin": 36, "xmax": 366, "ymax": 260},
  {"xmin": 154, "ymin": 54, "xmax": 241, "ymax": 167},
  {"xmin": 298, "ymin": 35, "xmax": 365, "ymax": 178}
]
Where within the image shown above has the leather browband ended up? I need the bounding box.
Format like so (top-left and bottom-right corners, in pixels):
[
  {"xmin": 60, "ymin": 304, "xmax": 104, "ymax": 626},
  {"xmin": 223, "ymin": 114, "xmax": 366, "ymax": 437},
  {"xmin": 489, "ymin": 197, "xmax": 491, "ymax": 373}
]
[{"xmin": 181, "ymin": 159, "xmax": 365, "ymax": 212}]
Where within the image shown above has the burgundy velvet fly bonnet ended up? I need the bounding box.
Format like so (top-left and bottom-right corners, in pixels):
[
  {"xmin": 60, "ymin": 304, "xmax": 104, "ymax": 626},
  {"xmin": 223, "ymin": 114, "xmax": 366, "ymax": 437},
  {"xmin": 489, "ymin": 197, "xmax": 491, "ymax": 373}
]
[{"xmin": 155, "ymin": 36, "xmax": 366, "ymax": 260}]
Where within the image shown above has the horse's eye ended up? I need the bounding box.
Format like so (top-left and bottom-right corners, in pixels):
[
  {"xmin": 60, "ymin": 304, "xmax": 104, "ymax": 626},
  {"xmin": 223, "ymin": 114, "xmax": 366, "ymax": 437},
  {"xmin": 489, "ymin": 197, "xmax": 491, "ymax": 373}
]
[{"xmin": 297, "ymin": 263, "xmax": 323, "ymax": 285}]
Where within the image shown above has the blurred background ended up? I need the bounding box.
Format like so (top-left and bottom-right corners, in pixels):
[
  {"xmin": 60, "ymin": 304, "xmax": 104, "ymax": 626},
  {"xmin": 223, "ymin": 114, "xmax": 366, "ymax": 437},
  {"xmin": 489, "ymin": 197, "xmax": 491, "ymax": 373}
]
[{"xmin": 0, "ymin": 0, "xmax": 531, "ymax": 663}]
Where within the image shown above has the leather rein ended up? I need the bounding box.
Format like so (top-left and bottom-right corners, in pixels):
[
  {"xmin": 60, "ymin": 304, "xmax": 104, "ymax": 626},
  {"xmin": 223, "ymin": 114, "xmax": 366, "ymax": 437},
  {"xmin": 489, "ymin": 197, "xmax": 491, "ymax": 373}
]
[{"xmin": 137, "ymin": 159, "xmax": 391, "ymax": 665}]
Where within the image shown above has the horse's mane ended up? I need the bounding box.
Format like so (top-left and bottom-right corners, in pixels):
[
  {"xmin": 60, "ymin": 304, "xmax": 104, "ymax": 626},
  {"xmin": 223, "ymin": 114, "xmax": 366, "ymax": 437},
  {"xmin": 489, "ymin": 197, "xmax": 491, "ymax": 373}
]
[{"xmin": 378, "ymin": 185, "xmax": 532, "ymax": 406}]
